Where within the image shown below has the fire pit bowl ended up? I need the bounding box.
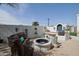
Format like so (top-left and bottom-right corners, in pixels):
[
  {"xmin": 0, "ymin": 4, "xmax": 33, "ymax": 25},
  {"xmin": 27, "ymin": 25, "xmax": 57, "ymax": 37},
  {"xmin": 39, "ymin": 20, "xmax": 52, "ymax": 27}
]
[
  {"xmin": 33, "ymin": 38, "xmax": 52, "ymax": 52},
  {"xmin": 36, "ymin": 39, "xmax": 49, "ymax": 44}
]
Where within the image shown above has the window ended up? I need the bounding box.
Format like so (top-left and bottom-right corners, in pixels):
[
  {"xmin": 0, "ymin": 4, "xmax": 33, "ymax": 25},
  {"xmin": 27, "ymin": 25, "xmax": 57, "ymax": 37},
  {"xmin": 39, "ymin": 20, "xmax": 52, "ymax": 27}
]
[
  {"xmin": 15, "ymin": 28, "xmax": 18, "ymax": 32},
  {"xmin": 25, "ymin": 29, "xmax": 28, "ymax": 32},
  {"xmin": 25, "ymin": 29, "xmax": 28, "ymax": 34},
  {"xmin": 34, "ymin": 28, "xmax": 37, "ymax": 30},
  {"xmin": 57, "ymin": 24, "xmax": 62, "ymax": 31}
]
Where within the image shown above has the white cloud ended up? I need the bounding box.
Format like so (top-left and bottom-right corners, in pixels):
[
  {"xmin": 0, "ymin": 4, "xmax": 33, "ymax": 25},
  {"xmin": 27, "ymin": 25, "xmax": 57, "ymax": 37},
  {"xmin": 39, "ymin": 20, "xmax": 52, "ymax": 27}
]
[
  {"xmin": 0, "ymin": 9, "xmax": 24, "ymax": 25},
  {"xmin": 18, "ymin": 4, "xmax": 29, "ymax": 15}
]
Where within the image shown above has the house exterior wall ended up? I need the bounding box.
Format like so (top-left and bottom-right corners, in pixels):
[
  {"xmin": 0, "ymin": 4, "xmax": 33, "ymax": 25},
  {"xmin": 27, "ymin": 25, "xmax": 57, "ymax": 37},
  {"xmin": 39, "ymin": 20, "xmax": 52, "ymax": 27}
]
[
  {"xmin": 0, "ymin": 24, "xmax": 45, "ymax": 43},
  {"xmin": 23, "ymin": 26, "xmax": 45, "ymax": 38},
  {"xmin": 77, "ymin": 14, "xmax": 79, "ymax": 36},
  {"xmin": 46, "ymin": 26, "xmax": 57, "ymax": 33},
  {"xmin": 46, "ymin": 24, "xmax": 66, "ymax": 34},
  {"xmin": 70, "ymin": 26, "xmax": 76, "ymax": 32}
]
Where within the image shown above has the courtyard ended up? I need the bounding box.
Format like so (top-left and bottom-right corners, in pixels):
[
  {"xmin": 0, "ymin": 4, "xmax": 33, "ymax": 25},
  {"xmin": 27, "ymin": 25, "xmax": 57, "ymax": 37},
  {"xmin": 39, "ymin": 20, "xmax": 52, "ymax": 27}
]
[{"xmin": 0, "ymin": 36, "xmax": 79, "ymax": 56}]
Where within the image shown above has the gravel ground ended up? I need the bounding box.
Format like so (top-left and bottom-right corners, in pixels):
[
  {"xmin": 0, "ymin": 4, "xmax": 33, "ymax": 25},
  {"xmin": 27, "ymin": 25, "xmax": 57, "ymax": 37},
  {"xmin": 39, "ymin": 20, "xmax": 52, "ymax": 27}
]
[
  {"xmin": 47, "ymin": 36, "xmax": 79, "ymax": 56},
  {"xmin": 0, "ymin": 43, "xmax": 11, "ymax": 56}
]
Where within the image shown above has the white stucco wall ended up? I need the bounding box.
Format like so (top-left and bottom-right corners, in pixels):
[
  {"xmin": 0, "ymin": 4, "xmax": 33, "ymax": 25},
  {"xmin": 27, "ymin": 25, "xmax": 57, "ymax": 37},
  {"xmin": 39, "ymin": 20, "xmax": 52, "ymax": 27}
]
[
  {"xmin": 46, "ymin": 24, "xmax": 66, "ymax": 33},
  {"xmin": 24, "ymin": 26, "xmax": 45, "ymax": 38},
  {"xmin": 46, "ymin": 26, "xmax": 56, "ymax": 32}
]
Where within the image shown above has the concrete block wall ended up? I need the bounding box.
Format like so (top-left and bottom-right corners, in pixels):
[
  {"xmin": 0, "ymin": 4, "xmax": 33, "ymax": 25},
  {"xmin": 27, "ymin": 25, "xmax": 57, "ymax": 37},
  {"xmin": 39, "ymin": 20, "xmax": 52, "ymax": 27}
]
[{"xmin": 0, "ymin": 25, "xmax": 45, "ymax": 43}]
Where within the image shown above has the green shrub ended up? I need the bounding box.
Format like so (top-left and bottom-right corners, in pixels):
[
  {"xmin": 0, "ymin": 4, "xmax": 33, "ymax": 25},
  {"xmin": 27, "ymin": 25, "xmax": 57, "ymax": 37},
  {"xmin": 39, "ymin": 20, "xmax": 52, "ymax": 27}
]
[{"xmin": 69, "ymin": 32, "xmax": 77, "ymax": 36}]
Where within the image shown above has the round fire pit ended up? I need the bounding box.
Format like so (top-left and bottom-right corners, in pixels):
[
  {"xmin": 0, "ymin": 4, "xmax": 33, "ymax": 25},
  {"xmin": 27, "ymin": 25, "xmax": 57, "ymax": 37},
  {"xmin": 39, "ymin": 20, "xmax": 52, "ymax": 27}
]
[
  {"xmin": 33, "ymin": 38, "xmax": 52, "ymax": 53},
  {"xmin": 34, "ymin": 38, "xmax": 51, "ymax": 47},
  {"xmin": 36, "ymin": 39, "xmax": 49, "ymax": 44}
]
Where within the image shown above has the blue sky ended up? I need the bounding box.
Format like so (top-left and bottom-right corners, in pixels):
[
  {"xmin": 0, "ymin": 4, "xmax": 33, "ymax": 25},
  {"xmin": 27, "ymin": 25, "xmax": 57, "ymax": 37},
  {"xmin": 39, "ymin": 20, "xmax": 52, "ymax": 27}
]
[{"xmin": 0, "ymin": 3, "xmax": 78, "ymax": 26}]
